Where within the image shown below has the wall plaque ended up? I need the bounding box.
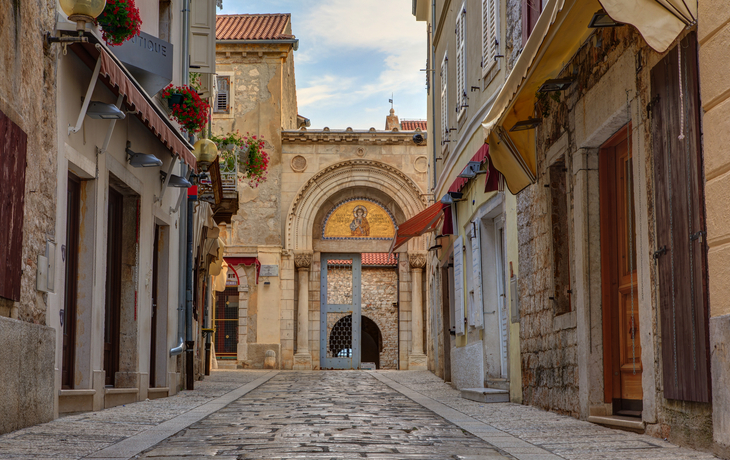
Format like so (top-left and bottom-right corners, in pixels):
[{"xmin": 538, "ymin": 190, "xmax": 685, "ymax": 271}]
[{"xmin": 260, "ymin": 265, "xmax": 279, "ymax": 277}]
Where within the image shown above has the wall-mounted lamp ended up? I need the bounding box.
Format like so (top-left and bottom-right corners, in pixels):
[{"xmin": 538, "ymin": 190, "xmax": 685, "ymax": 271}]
[
  {"xmin": 126, "ymin": 142, "xmax": 162, "ymax": 167},
  {"xmin": 510, "ymin": 118, "xmax": 542, "ymax": 132},
  {"xmin": 457, "ymin": 161, "xmax": 487, "ymax": 179},
  {"xmin": 60, "ymin": 0, "xmax": 107, "ymax": 31},
  {"xmin": 160, "ymin": 171, "xmax": 192, "ymax": 188},
  {"xmin": 538, "ymin": 78, "xmax": 575, "ymax": 93},
  {"xmin": 87, "ymin": 101, "xmax": 125, "ymax": 120},
  {"xmin": 192, "ymin": 138, "xmax": 219, "ymax": 171},
  {"xmin": 588, "ymin": 10, "xmax": 623, "ymax": 28},
  {"xmin": 441, "ymin": 191, "xmax": 464, "ymax": 205}
]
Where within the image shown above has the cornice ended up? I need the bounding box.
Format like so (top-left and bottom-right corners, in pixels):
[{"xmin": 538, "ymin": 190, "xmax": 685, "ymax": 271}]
[{"xmin": 282, "ymin": 128, "xmax": 428, "ymax": 146}]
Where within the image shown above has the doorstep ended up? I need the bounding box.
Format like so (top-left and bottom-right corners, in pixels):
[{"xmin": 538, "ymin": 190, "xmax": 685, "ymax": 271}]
[
  {"xmin": 461, "ymin": 388, "xmax": 510, "ymax": 403},
  {"xmin": 588, "ymin": 415, "xmax": 645, "ymax": 433}
]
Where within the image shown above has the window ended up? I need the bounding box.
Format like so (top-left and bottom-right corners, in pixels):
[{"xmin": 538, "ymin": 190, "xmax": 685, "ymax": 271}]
[
  {"xmin": 440, "ymin": 54, "xmax": 449, "ymax": 149},
  {"xmin": 549, "ymin": 159, "xmax": 571, "ymax": 315},
  {"xmin": 522, "ymin": 0, "xmax": 543, "ymax": 44},
  {"xmin": 455, "ymin": 4, "xmax": 466, "ymax": 118},
  {"xmin": 482, "ymin": 0, "xmax": 499, "ymax": 76},
  {"xmin": 214, "ymin": 75, "xmax": 231, "ymax": 114},
  {"xmin": 158, "ymin": 0, "xmax": 172, "ymax": 42}
]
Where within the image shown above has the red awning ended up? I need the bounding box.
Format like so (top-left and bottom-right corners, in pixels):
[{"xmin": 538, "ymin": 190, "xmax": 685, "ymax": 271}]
[
  {"xmin": 448, "ymin": 144, "xmax": 490, "ymax": 194},
  {"xmin": 224, "ymin": 257, "xmax": 260, "ymax": 284},
  {"xmin": 390, "ymin": 201, "xmax": 449, "ymax": 252},
  {"xmin": 71, "ymin": 43, "xmax": 197, "ymax": 171}
]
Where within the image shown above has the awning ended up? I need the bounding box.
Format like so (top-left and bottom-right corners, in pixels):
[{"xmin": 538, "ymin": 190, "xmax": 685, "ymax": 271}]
[
  {"xmin": 480, "ymin": 0, "xmax": 694, "ymax": 194},
  {"xmin": 224, "ymin": 257, "xmax": 261, "ymax": 284},
  {"xmin": 600, "ymin": 1, "xmax": 696, "ymax": 52},
  {"xmin": 390, "ymin": 202, "xmax": 449, "ymax": 252},
  {"xmin": 71, "ymin": 42, "xmax": 197, "ymax": 170},
  {"xmin": 448, "ymin": 144, "xmax": 491, "ymax": 194}
]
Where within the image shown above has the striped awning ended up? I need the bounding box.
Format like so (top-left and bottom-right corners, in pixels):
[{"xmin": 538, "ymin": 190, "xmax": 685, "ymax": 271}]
[{"xmin": 390, "ymin": 202, "xmax": 449, "ymax": 252}]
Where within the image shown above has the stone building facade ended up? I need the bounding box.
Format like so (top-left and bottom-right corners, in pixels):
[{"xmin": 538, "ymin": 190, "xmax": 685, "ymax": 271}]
[
  {"xmin": 213, "ymin": 14, "xmax": 430, "ymax": 371},
  {"xmin": 0, "ymin": 0, "xmax": 58, "ymax": 434}
]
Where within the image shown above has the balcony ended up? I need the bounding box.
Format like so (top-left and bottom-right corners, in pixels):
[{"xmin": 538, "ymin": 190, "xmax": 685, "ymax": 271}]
[{"xmin": 199, "ymin": 150, "xmax": 239, "ymax": 224}]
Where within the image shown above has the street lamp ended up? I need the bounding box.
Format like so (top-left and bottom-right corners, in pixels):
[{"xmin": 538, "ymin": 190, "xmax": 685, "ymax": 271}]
[
  {"xmin": 192, "ymin": 138, "xmax": 219, "ymax": 171},
  {"xmin": 59, "ymin": 0, "xmax": 106, "ymax": 31}
]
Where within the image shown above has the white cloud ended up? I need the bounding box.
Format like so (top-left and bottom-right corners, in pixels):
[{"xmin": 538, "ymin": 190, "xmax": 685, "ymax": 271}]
[{"xmin": 297, "ymin": 74, "xmax": 355, "ymax": 107}]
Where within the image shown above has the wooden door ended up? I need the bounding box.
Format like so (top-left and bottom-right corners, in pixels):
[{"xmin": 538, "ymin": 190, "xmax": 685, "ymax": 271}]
[
  {"xmin": 600, "ymin": 126, "xmax": 643, "ymax": 415},
  {"xmin": 104, "ymin": 188, "xmax": 123, "ymax": 387},
  {"xmin": 150, "ymin": 224, "xmax": 160, "ymax": 388},
  {"xmin": 62, "ymin": 174, "xmax": 81, "ymax": 389},
  {"xmin": 651, "ymin": 32, "xmax": 711, "ymax": 403}
]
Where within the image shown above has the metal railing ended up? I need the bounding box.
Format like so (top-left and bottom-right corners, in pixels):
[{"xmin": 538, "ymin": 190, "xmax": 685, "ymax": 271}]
[{"xmin": 199, "ymin": 149, "xmax": 238, "ymax": 196}]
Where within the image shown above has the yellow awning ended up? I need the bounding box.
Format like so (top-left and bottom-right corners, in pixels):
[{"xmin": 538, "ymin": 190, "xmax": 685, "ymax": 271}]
[
  {"xmin": 481, "ymin": 0, "xmax": 597, "ymax": 193},
  {"xmin": 600, "ymin": 0, "xmax": 695, "ymax": 52},
  {"xmin": 480, "ymin": 0, "xmax": 694, "ymax": 194}
]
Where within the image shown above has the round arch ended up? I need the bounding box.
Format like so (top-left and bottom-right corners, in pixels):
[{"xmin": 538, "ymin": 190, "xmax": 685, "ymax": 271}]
[{"xmin": 286, "ymin": 159, "xmax": 428, "ymax": 251}]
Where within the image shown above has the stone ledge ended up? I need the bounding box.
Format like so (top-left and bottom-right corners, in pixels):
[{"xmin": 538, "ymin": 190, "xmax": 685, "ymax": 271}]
[
  {"xmin": 148, "ymin": 388, "xmax": 169, "ymax": 400},
  {"xmin": 461, "ymin": 388, "xmax": 510, "ymax": 403},
  {"xmin": 59, "ymin": 389, "xmax": 96, "ymax": 396},
  {"xmin": 588, "ymin": 415, "xmax": 645, "ymax": 433},
  {"xmin": 105, "ymin": 387, "xmax": 139, "ymax": 395}
]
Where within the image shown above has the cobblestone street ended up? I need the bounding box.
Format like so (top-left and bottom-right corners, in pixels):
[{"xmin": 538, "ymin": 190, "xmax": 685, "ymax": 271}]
[{"xmin": 0, "ymin": 371, "xmax": 720, "ymax": 460}]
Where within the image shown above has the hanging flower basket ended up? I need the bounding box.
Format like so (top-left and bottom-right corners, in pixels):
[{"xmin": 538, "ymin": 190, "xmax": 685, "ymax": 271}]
[
  {"xmin": 209, "ymin": 131, "xmax": 270, "ymax": 187},
  {"xmin": 97, "ymin": 0, "xmax": 142, "ymax": 46},
  {"xmin": 160, "ymin": 84, "xmax": 210, "ymax": 134}
]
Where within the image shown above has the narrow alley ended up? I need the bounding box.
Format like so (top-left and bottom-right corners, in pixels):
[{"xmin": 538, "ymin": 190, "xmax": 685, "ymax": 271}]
[{"xmin": 0, "ymin": 371, "xmax": 717, "ymax": 459}]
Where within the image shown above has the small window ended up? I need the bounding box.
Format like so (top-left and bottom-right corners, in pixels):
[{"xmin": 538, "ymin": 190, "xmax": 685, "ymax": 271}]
[
  {"xmin": 549, "ymin": 158, "xmax": 571, "ymax": 315},
  {"xmin": 158, "ymin": 0, "xmax": 172, "ymax": 42},
  {"xmin": 522, "ymin": 0, "xmax": 543, "ymax": 45},
  {"xmin": 215, "ymin": 75, "xmax": 230, "ymax": 114}
]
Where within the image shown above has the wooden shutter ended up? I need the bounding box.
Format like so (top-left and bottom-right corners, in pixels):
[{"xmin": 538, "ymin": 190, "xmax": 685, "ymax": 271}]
[
  {"xmin": 522, "ymin": 0, "xmax": 542, "ymax": 45},
  {"xmin": 215, "ymin": 75, "xmax": 230, "ymax": 113},
  {"xmin": 189, "ymin": 0, "xmax": 216, "ymax": 73},
  {"xmin": 0, "ymin": 109, "xmax": 27, "ymax": 301},
  {"xmin": 651, "ymin": 32, "xmax": 710, "ymax": 403},
  {"xmin": 482, "ymin": 0, "xmax": 498, "ymax": 74},
  {"xmin": 471, "ymin": 223, "xmax": 484, "ymax": 328},
  {"xmin": 455, "ymin": 6, "xmax": 466, "ymax": 117},
  {"xmin": 440, "ymin": 55, "xmax": 448, "ymax": 141},
  {"xmin": 453, "ymin": 235, "xmax": 466, "ymax": 335}
]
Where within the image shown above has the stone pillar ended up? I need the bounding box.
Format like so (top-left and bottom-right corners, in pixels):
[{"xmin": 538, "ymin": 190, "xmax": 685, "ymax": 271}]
[
  {"xmin": 408, "ymin": 252, "xmax": 428, "ymax": 370},
  {"xmin": 293, "ymin": 252, "xmax": 313, "ymax": 370}
]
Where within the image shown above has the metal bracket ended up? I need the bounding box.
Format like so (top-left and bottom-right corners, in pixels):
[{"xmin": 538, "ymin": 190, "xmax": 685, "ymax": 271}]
[
  {"xmin": 97, "ymin": 94, "xmax": 125, "ymax": 155},
  {"xmin": 69, "ymin": 52, "xmax": 102, "ymax": 135},
  {"xmin": 653, "ymin": 245, "xmax": 668, "ymax": 259},
  {"xmin": 155, "ymin": 154, "xmax": 179, "ymax": 204}
]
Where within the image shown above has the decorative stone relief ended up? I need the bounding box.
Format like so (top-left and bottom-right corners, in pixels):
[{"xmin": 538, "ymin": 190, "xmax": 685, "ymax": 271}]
[
  {"xmin": 409, "ymin": 252, "xmax": 427, "ymax": 269},
  {"xmin": 414, "ymin": 155, "xmax": 428, "ymax": 173},
  {"xmin": 290, "ymin": 155, "xmax": 307, "ymax": 172},
  {"xmin": 356, "ymin": 147, "xmax": 365, "ymax": 157},
  {"xmin": 294, "ymin": 252, "xmax": 313, "ymax": 269}
]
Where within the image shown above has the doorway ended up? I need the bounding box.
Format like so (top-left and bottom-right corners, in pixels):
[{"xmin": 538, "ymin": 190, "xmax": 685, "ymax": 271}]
[
  {"xmin": 599, "ymin": 126, "xmax": 643, "ymax": 416},
  {"xmin": 62, "ymin": 173, "xmax": 81, "ymax": 389},
  {"xmin": 150, "ymin": 224, "xmax": 160, "ymax": 387},
  {"xmin": 215, "ymin": 288, "xmax": 239, "ymax": 357},
  {"xmin": 104, "ymin": 187, "xmax": 123, "ymax": 387},
  {"xmin": 320, "ymin": 254, "xmax": 362, "ymax": 369}
]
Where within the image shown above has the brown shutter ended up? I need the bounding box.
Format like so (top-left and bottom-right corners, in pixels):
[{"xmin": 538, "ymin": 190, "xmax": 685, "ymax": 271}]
[
  {"xmin": 0, "ymin": 109, "xmax": 28, "ymax": 301},
  {"xmin": 522, "ymin": 0, "xmax": 542, "ymax": 45},
  {"xmin": 651, "ymin": 32, "xmax": 711, "ymax": 403}
]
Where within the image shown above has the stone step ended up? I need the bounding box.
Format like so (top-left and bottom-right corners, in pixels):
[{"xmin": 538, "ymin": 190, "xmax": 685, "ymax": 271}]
[
  {"xmin": 460, "ymin": 388, "xmax": 510, "ymax": 403},
  {"xmin": 486, "ymin": 378, "xmax": 510, "ymax": 391}
]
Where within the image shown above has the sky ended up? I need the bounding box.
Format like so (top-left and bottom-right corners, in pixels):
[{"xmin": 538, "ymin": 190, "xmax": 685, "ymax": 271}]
[{"xmin": 218, "ymin": 0, "xmax": 428, "ymax": 130}]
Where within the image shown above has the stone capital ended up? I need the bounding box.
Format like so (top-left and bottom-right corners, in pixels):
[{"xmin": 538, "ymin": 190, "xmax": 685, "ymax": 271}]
[
  {"xmin": 408, "ymin": 252, "xmax": 427, "ymax": 269},
  {"xmin": 294, "ymin": 251, "xmax": 313, "ymax": 269}
]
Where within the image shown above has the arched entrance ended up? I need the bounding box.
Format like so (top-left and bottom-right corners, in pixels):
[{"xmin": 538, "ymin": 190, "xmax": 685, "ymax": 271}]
[
  {"xmin": 326, "ymin": 314, "xmax": 383, "ymax": 369},
  {"xmin": 361, "ymin": 316, "xmax": 382, "ymax": 369}
]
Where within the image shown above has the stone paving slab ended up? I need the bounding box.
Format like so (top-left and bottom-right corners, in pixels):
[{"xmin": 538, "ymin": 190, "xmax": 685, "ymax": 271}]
[
  {"xmin": 136, "ymin": 371, "xmax": 514, "ymax": 460},
  {"xmin": 0, "ymin": 370, "xmax": 272, "ymax": 460},
  {"xmin": 375, "ymin": 370, "xmax": 720, "ymax": 460}
]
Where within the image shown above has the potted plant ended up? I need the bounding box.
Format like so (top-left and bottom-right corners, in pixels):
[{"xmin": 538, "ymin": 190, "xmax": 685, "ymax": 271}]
[
  {"xmin": 209, "ymin": 131, "xmax": 270, "ymax": 187},
  {"xmin": 160, "ymin": 84, "xmax": 210, "ymax": 134},
  {"xmin": 97, "ymin": 0, "xmax": 142, "ymax": 46}
]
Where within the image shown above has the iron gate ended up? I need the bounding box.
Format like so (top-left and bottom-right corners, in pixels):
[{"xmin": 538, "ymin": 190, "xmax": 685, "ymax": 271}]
[{"xmin": 320, "ymin": 254, "xmax": 361, "ymax": 369}]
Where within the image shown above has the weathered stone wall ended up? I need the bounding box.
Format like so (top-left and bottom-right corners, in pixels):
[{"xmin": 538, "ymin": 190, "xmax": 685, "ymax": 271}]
[
  {"xmin": 505, "ymin": 0, "xmax": 523, "ymax": 72},
  {"xmin": 0, "ymin": 0, "xmax": 57, "ymax": 323}
]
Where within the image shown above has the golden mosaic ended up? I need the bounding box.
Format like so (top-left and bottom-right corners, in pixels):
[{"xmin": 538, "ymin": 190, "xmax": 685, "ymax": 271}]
[{"xmin": 323, "ymin": 199, "xmax": 395, "ymax": 240}]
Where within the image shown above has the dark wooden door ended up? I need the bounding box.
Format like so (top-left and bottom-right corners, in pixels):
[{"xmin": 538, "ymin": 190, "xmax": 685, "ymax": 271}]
[
  {"xmin": 150, "ymin": 224, "xmax": 160, "ymax": 388},
  {"xmin": 104, "ymin": 187, "xmax": 123, "ymax": 387},
  {"xmin": 441, "ymin": 266, "xmax": 452, "ymax": 382},
  {"xmin": 600, "ymin": 126, "xmax": 643, "ymax": 416},
  {"xmin": 651, "ymin": 32, "xmax": 711, "ymax": 403},
  {"xmin": 62, "ymin": 174, "xmax": 81, "ymax": 389}
]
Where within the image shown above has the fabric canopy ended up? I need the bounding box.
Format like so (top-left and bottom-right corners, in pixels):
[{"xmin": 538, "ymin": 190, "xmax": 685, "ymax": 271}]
[
  {"xmin": 224, "ymin": 257, "xmax": 261, "ymax": 284},
  {"xmin": 599, "ymin": 0, "xmax": 696, "ymax": 52},
  {"xmin": 71, "ymin": 42, "xmax": 197, "ymax": 170},
  {"xmin": 449, "ymin": 144, "xmax": 491, "ymax": 194},
  {"xmin": 480, "ymin": 0, "xmax": 694, "ymax": 194},
  {"xmin": 390, "ymin": 201, "xmax": 449, "ymax": 252}
]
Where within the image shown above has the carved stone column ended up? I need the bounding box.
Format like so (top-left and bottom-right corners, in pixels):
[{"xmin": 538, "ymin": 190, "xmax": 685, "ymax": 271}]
[
  {"xmin": 293, "ymin": 251, "xmax": 313, "ymax": 370},
  {"xmin": 408, "ymin": 252, "xmax": 428, "ymax": 370}
]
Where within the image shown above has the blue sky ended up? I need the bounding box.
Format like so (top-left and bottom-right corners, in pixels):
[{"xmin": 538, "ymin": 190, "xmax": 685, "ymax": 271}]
[{"xmin": 219, "ymin": 0, "xmax": 428, "ymax": 130}]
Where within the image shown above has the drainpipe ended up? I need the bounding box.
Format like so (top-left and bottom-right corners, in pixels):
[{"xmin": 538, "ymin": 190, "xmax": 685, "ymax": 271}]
[
  {"xmin": 431, "ymin": 0, "xmax": 437, "ymax": 196},
  {"xmin": 186, "ymin": 190, "xmax": 196, "ymax": 390},
  {"xmin": 182, "ymin": 0, "xmax": 190, "ymax": 86},
  {"xmin": 171, "ymin": 165, "xmax": 187, "ymax": 359}
]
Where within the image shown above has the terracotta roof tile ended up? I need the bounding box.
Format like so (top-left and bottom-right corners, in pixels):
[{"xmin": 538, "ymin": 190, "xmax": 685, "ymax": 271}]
[
  {"xmin": 327, "ymin": 253, "xmax": 399, "ymax": 267},
  {"xmin": 216, "ymin": 14, "xmax": 293, "ymax": 41},
  {"xmin": 400, "ymin": 120, "xmax": 427, "ymax": 131}
]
